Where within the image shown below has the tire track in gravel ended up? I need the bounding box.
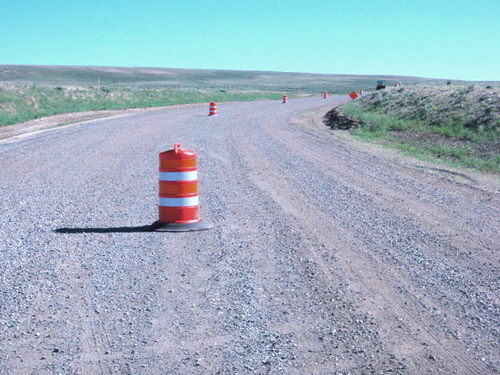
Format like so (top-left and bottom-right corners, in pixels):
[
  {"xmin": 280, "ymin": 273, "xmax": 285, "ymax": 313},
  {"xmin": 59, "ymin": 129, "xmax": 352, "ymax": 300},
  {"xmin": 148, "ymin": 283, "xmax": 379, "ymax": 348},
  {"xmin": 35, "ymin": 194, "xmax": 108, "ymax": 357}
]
[
  {"xmin": 282, "ymin": 114, "xmax": 500, "ymax": 302},
  {"xmin": 286, "ymin": 111, "xmax": 500, "ymax": 287},
  {"xmin": 237, "ymin": 143, "xmax": 485, "ymax": 374},
  {"xmin": 57, "ymin": 112, "xmax": 190, "ymax": 374},
  {"xmin": 188, "ymin": 116, "xmax": 397, "ymax": 374},
  {"xmin": 1, "ymin": 97, "xmax": 498, "ymax": 374},
  {"xmin": 279, "ymin": 120, "xmax": 500, "ymax": 296},
  {"xmin": 228, "ymin": 102, "xmax": 497, "ymax": 374},
  {"xmin": 284, "ymin": 123, "xmax": 500, "ymax": 250},
  {"xmin": 0, "ymin": 109, "xmax": 182, "ymax": 374}
]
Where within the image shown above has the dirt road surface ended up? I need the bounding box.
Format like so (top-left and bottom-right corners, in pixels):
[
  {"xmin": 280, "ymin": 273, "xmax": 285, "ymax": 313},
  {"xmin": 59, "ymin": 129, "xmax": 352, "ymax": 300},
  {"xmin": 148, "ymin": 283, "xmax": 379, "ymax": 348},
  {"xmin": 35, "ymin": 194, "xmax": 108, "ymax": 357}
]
[{"xmin": 1, "ymin": 97, "xmax": 499, "ymax": 374}]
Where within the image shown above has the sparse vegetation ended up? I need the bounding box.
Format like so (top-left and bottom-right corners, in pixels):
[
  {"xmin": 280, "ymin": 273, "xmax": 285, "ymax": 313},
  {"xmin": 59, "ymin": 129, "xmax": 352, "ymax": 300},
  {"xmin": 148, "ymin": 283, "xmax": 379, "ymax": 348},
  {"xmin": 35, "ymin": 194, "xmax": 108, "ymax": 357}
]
[
  {"xmin": 4, "ymin": 64, "xmax": 493, "ymax": 129},
  {"xmin": 0, "ymin": 84, "xmax": 283, "ymax": 127},
  {"xmin": 4, "ymin": 65, "xmax": 491, "ymax": 93},
  {"xmin": 339, "ymin": 86, "xmax": 500, "ymax": 172},
  {"xmin": 2, "ymin": 65, "xmax": 499, "ymax": 174}
]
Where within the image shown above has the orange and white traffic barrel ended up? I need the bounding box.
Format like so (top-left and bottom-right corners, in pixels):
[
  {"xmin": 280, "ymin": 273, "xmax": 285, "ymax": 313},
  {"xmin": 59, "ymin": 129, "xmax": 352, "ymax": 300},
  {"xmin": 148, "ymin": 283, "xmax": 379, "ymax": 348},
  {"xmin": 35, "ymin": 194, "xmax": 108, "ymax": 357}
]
[
  {"xmin": 360, "ymin": 89, "xmax": 364, "ymax": 95},
  {"xmin": 151, "ymin": 143, "xmax": 213, "ymax": 232},
  {"xmin": 209, "ymin": 102, "xmax": 217, "ymax": 116},
  {"xmin": 324, "ymin": 91, "xmax": 328, "ymax": 99},
  {"xmin": 283, "ymin": 95, "xmax": 288, "ymax": 104}
]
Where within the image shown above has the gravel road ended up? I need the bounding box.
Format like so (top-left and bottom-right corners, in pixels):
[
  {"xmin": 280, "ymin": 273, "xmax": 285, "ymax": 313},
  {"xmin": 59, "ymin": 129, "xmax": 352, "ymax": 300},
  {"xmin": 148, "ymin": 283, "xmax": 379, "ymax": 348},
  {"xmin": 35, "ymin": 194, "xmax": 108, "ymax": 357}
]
[{"xmin": 0, "ymin": 97, "xmax": 499, "ymax": 374}]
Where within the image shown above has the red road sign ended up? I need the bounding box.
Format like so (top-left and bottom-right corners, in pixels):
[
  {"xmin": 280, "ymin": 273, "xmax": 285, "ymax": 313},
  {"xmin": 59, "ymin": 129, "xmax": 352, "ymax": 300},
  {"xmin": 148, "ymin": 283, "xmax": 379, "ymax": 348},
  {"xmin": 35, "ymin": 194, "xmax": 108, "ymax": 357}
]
[{"xmin": 349, "ymin": 91, "xmax": 358, "ymax": 100}]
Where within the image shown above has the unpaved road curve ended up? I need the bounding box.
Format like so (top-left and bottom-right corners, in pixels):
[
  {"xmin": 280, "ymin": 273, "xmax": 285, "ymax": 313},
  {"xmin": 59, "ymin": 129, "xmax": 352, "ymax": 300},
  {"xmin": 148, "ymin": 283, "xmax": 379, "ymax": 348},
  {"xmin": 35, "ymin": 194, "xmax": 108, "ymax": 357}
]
[{"xmin": 0, "ymin": 97, "xmax": 499, "ymax": 374}]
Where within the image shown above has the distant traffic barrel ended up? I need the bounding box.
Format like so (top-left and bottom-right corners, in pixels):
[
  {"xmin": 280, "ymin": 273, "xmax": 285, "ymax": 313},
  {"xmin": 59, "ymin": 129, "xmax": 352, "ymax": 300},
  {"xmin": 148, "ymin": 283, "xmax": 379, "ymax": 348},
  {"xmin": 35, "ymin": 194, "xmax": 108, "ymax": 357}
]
[
  {"xmin": 152, "ymin": 143, "xmax": 213, "ymax": 232},
  {"xmin": 324, "ymin": 91, "xmax": 328, "ymax": 99},
  {"xmin": 283, "ymin": 95, "xmax": 288, "ymax": 104},
  {"xmin": 360, "ymin": 89, "xmax": 364, "ymax": 95},
  {"xmin": 209, "ymin": 102, "xmax": 218, "ymax": 116}
]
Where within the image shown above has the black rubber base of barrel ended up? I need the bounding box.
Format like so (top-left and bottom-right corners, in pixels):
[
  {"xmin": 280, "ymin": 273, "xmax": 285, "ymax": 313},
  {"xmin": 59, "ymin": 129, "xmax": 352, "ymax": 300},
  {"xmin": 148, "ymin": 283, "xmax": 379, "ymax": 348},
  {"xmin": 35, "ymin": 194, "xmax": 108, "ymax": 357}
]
[{"xmin": 148, "ymin": 220, "xmax": 214, "ymax": 232}]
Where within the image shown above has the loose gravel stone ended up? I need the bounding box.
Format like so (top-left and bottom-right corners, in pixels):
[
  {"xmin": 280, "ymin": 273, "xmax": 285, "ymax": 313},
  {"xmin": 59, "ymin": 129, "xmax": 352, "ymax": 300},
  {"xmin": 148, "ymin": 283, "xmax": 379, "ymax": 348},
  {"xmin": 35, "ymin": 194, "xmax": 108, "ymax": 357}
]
[{"xmin": 0, "ymin": 97, "xmax": 498, "ymax": 374}]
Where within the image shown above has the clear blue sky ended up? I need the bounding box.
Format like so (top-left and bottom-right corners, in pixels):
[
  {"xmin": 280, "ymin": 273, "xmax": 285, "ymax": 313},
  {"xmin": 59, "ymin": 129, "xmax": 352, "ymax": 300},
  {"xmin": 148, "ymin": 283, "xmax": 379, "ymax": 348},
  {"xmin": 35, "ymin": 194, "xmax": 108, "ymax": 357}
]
[{"xmin": 1, "ymin": 0, "xmax": 499, "ymax": 81}]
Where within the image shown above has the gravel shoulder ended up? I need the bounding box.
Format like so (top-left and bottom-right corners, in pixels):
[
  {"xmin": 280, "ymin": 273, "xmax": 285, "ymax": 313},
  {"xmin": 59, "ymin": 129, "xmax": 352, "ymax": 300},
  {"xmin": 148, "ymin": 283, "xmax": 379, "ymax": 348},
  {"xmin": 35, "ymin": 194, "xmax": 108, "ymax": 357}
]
[
  {"xmin": 0, "ymin": 97, "xmax": 498, "ymax": 374},
  {"xmin": 0, "ymin": 104, "xmax": 201, "ymax": 144}
]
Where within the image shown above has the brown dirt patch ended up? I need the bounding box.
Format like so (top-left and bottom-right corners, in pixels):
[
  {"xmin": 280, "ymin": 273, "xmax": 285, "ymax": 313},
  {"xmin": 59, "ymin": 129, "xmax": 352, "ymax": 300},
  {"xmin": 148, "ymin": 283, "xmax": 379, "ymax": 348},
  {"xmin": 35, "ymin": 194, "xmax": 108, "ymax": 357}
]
[{"xmin": 323, "ymin": 107, "xmax": 363, "ymax": 130}]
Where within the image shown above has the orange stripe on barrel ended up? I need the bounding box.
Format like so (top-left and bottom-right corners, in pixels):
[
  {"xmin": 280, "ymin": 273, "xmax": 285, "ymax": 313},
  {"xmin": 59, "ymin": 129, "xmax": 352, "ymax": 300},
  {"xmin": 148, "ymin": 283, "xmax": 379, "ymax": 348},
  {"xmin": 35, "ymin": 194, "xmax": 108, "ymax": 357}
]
[
  {"xmin": 209, "ymin": 102, "xmax": 218, "ymax": 116},
  {"xmin": 160, "ymin": 157, "xmax": 197, "ymax": 170},
  {"xmin": 160, "ymin": 180, "xmax": 198, "ymax": 196},
  {"xmin": 159, "ymin": 206, "xmax": 200, "ymax": 224}
]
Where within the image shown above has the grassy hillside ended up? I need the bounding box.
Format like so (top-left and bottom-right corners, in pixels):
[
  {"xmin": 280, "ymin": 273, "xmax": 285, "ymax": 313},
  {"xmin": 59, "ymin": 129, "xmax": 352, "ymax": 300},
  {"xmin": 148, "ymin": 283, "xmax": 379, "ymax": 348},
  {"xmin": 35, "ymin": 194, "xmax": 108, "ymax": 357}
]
[
  {"xmin": 1, "ymin": 64, "xmax": 476, "ymax": 128},
  {"xmin": 0, "ymin": 85, "xmax": 283, "ymax": 127},
  {"xmin": 339, "ymin": 85, "xmax": 500, "ymax": 172},
  {"xmin": 2, "ymin": 65, "xmax": 491, "ymax": 94}
]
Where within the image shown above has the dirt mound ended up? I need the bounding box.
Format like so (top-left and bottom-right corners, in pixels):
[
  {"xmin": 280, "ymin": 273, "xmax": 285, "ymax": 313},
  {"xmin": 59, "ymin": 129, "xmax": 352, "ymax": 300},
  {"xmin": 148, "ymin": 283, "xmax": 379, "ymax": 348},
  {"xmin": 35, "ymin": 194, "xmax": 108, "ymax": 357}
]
[{"xmin": 323, "ymin": 107, "xmax": 363, "ymax": 130}]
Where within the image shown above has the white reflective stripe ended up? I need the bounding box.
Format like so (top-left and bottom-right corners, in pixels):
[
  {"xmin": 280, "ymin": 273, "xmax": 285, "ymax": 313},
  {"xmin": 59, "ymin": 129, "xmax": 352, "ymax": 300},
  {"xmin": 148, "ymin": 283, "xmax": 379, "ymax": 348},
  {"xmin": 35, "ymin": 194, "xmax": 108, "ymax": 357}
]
[
  {"xmin": 159, "ymin": 171, "xmax": 197, "ymax": 181},
  {"xmin": 159, "ymin": 196, "xmax": 199, "ymax": 207}
]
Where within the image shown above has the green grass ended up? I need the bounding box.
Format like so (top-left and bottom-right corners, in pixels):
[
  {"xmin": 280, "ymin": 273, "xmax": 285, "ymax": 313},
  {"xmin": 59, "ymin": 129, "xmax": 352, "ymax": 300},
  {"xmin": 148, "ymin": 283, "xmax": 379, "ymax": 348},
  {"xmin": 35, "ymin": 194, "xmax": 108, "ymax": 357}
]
[
  {"xmin": 342, "ymin": 104, "xmax": 494, "ymax": 142},
  {"xmin": 391, "ymin": 141, "xmax": 500, "ymax": 172},
  {"xmin": 0, "ymin": 84, "xmax": 284, "ymax": 127},
  {"xmin": 340, "ymin": 86, "xmax": 500, "ymax": 173},
  {"xmin": 340, "ymin": 106, "xmax": 421, "ymax": 136}
]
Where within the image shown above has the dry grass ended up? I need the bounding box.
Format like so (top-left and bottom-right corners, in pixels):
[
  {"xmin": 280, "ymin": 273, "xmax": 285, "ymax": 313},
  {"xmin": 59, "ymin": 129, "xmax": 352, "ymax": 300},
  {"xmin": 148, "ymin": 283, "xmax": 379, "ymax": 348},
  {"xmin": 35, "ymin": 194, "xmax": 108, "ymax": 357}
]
[{"xmin": 359, "ymin": 85, "xmax": 500, "ymax": 135}]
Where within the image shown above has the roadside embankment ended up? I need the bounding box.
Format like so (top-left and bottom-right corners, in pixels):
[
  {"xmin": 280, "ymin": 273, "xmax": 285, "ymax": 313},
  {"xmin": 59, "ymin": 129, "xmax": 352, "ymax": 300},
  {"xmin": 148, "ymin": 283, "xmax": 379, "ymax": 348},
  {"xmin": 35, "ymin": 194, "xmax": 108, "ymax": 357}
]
[{"xmin": 329, "ymin": 85, "xmax": 500, "ymax": 172}]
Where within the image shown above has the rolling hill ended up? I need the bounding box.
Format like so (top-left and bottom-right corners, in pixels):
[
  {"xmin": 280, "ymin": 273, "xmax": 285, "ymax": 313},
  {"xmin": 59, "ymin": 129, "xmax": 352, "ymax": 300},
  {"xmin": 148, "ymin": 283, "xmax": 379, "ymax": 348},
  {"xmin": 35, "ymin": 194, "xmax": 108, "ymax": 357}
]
[{"xmin": 2, "ymin": 65, "xmax": 493, "ymax": 94}]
